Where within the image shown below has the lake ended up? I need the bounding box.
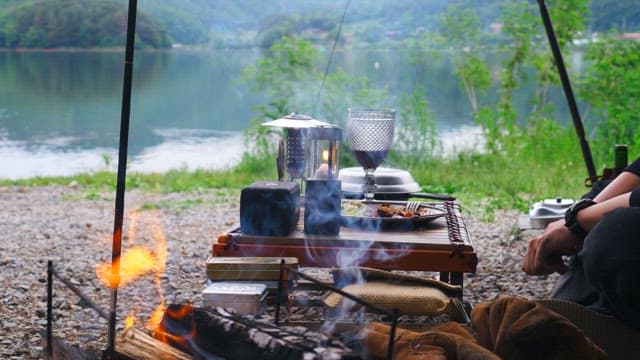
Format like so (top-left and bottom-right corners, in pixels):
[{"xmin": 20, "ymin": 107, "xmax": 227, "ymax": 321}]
[{"xmin": 0, "ymin": 48, "xmax": 563, "ymax": 180}]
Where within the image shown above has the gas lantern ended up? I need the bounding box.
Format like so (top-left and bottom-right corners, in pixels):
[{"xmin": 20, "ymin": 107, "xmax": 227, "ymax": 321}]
[
  {"xmin": 263, "ymin": 113, "xmax": 343, "ymax": 236},
  {"xmin": 262, "ymin": 113, "xmax": 342, "ymax": 186}
]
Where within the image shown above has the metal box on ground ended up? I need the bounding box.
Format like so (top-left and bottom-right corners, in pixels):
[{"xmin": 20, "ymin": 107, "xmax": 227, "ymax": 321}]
[{"xmin": 201, "ymin": 282, "xmax": 268, "ymax": 315}]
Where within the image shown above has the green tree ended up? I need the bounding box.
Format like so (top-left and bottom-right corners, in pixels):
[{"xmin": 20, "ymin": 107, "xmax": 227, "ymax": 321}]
[
  {"xmin": 240, "ymin": 35, "xmax": 388, "ymax": 163},
  {"xmin": 437, "ymin": 3, "xmax": 491, "ymax": 114},
  {"xmin": 0, "ymin": 0, "xmax": 171, "ymax": 49},
  {"xmin": 240, "ymin": 36, "xmax": 321, "ymax": 158},
  {"xmin": 578, "ymin": 35, "xmax": 640, "ymax": 153},
  {"xmin": 478, "ymin": 1, "xmax": 538, "ymax": 154},
  {"xmin": 471, "ymin": 0, "xmax": 588, "ymax": 156},
  {"xmin": 22, "ymin": 26, "xmax": 47, "ymax": 47},
  {"xmin": 392, "ymin": 87, "xmax": 440, "ymax": 167}
]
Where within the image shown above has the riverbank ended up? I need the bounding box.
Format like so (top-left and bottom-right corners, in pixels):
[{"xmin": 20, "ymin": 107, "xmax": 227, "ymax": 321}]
[{"xmin": 0, "ymin": 185, "xmax": 555, "ymax": 358}]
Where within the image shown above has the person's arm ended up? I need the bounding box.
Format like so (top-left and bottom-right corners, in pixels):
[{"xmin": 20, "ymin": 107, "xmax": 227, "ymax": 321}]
[
  {"xmin": 595, "ymin": 158, "xmax": 640, "ymax": 201},
  {"xmin": 523, "ymin": 159, "xmax": 640, "ymax": 275},
  {"xmin": 575, "ymin": 193, "xmax": 631, "ymax": 231},
  {"xmin": 523, "ymin": 187, "xmax": 640, "ymax": 275}
]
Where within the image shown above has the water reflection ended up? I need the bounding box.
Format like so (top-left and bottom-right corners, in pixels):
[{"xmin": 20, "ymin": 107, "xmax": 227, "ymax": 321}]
[
  {"xmin": 0, "ymin": 129, "xmax": 117, "ymax": 179},
  {"xmin": 0, "ymin": 50, "xmax": 262, "ymax": 179},
  {"xmin": 0, "ymin": 128, "xmax": 244, "ymax": 179},
  {"xmin": 0, "ymin": 49, "xmax": 502, "ymax": 180},
  {"xmin": 128, "ymin": 129, "xmax": 243, "ymax": 173}
]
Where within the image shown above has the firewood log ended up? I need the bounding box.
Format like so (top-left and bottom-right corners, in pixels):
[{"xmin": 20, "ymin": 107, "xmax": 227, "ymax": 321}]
[
  {"xmin": 158, "ymin": 304, "xmax": 359, "ymax": 360},
  {"xmin": 115, "ymin": 327, "xmax": 191, "ymax": 360}
]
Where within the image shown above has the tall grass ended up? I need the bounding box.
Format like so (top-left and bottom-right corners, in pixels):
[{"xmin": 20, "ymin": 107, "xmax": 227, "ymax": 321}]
[{"xmin": 0, "ymin": 124, "xmax": 600, "ymax": 220}]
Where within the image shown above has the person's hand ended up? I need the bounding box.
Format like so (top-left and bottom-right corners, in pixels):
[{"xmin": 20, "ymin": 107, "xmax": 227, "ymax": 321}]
[{"xmin": 522, "ymin": 219, "xmax": 579, "ymax": 275}]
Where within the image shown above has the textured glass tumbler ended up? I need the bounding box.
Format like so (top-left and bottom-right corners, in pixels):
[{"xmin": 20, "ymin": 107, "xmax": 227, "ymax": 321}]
[{"xmin": 347, "ymin": 108, "xmax": 396, "ymax": 200}]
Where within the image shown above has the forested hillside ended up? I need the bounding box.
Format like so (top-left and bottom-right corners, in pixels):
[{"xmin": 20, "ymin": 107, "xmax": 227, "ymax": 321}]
[
  {"xmin": 0, "ymin": 0, "xmax": 171, "ymax": 48},
  {"xmin": 126, "ymin": 0, "xmax": 508, "ymax": 48},
  {"xmin": 0, "ymin": 0, "xmax": 493, "ymax": 48},
  {"xmin": 0, "ymin": 0, "xmax": 638, "ymax": 49}
]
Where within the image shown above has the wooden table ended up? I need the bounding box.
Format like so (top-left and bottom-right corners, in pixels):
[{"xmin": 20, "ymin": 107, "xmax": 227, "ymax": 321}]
[{"xmin": 212, "ymin": 202, "xmax": 477, "ymax": 286}]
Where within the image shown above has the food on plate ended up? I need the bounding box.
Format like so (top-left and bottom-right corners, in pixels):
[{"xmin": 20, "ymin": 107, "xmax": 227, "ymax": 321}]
[
  {"xmin": 341, "ymin": 200, "xmax": 432, "ymax": 218},
  {"xmin": 377, "ymin": 203, "xmax": 416, "ymax": 218},
  {"xmin": 341, "ymin": 200, "xmax": 374, "ymax": 217}
]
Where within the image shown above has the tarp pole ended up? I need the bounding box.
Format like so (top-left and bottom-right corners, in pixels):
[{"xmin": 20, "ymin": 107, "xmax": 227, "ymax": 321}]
[
  {"xmin": 536, "ymin": 0, "xmax": 597, "ymax": 183},
  {"xmin": 107, "ymin": 0, "xmax": 137, "ymax": 357}
]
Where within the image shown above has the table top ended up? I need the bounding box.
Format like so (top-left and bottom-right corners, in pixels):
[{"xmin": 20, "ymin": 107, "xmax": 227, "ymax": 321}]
[
  {"xmin": 214, "ymin": 201, "xmax": 477, "ymax": 274},
  {"xmin": 222, "ymin": 201, "xmax": 474, "ymax": 252}
]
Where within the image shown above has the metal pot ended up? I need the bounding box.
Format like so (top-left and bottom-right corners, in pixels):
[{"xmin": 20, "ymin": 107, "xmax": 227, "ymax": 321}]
[
  {"xmin": 528, "ymin": 198, "xmax": 575, "ymax": 229},
  {"xmin": 338, "ymin": 167, "xmax": 456, "ymax": 201}
]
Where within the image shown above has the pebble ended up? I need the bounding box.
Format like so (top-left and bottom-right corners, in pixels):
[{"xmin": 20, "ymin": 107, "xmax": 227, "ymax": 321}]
[{"xmin": 0, "ymin": 185, "xmax": 556, "ymax": 359}]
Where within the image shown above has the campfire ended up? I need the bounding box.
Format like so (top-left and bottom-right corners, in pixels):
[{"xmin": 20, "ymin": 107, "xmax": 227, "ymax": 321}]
[
  {"xmin": 45, "ymin": 204, "xmax": 472, "ymax": 359},
  {"xmin": 43, "ymin": 210, "xmax": 378, "ymax": 359},
  {"xmin": 45, "ymin": 265, "xmax": 378, "ymax": 359},
  {"xmin": 36, "ymin": 6, "xmax": 468, "ymax": 352},
  {"xmin": 41, "ymin": 104, "xmax": 475, "ymax": 359}
]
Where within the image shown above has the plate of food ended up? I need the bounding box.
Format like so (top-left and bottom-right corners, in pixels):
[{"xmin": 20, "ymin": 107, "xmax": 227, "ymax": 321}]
[{"xmin": 340, "ymin": 200, "xmax": 445, "ymax": 231}]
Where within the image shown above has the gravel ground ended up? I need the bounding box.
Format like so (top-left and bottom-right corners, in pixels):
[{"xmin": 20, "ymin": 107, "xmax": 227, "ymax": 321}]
[{"xmin": 0, "ymin": 185, "xmax": 559, "ymax": 359}]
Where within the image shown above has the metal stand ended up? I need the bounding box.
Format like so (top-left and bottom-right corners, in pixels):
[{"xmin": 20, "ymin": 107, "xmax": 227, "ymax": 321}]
[
  {"xmin": 536, "ymin": 0, "xmax": 597, "ymax": 184},
  {"xmin": 45, "ymin": 261, "xmax": 109, "ymax": 358},
  {"xmin": 275, "ymin": 260, "xmax": 399, "ymax": 359},
  {"xmin": 107, "ymin": 0, "xmax": 138, "ymax": 358},
  {"xmin": 46, "ymin": 261, "xmax": 53, "ymax": 360}
]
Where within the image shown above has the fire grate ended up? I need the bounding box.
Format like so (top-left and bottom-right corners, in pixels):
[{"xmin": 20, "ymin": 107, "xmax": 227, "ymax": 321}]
[
  {"xmin": 45, "ymin": 261, "xmax": 107, "ymax": 359},
  {"xmin": 275, "ymin": 261, "xmax": 399, "ymax": 360},
  {"xmin": 44, "ymin": 261, "xmax": 362, "ymax": 359}
]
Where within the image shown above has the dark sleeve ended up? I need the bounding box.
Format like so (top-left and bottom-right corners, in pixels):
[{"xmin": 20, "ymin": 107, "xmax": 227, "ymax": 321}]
[
  {"xmin": 623, "ymin": 157, "xmax": 640, "ymax": 177},
  {"xmin": 630, "ymin": 188, "xmax": 640, "ymax": 207}
]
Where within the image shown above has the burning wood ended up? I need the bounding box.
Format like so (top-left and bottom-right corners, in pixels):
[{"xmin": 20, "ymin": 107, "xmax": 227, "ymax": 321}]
[
  {"xmin": 116, "ymin": 328, "xmax": 190, "ymax": 360},
  {"xmin": 157, "ymin": 303, "xmax": 359, "ymax": 359}
]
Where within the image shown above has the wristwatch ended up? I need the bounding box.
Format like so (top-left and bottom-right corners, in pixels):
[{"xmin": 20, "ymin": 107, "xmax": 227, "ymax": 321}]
[{"xmin": 564, "ymin": 198, "xmax": 597, "ymax": 239}]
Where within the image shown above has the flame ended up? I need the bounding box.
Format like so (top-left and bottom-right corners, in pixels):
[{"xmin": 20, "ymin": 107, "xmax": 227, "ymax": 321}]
[
  {"xmin": 153, "ymin": 224, "xmax": 167, "ymax": 275},
  {"xmin": 95, "ymin": 246, "xmax": 159, "ymax": 288},
  {"xmin": 95, "ymin": 209, "xmax": 174, "ymax": 335},
  {"xmin": 146, "ymin": 301, "xmax": 167, "ymax": 331},
  {"xmin": 154, "ymin": 304, "xmax": 197, "ymax": 347},
  {"xmin": 127, "ymin": 210, "xmax": 139, "ymax": 246},
  {"xmin": 124, "ymin": 313, "xmax": 136, "ymax": 330},
  {"xmin": 322, "ymin": 149, "xmax": 329, "ymax": 162},
  {"xmin": 96, "ymin": 210, "xmax": 202, "ymax": 351}
]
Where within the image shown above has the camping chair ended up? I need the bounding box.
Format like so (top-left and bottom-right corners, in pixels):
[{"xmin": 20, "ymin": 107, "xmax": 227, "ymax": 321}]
[{"xmin": 537, "ymin": 299, "xmax": 640, "ymax": 359}]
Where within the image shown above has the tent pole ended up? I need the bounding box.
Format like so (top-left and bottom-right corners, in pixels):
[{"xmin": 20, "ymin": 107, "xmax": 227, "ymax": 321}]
[
  {"xmin": 536, "ymin": 0, "xmax": 597, "ymax": 184},
  {"xmin": 107, "ymin": 0, "xmax": 137, "ymax": 357}
]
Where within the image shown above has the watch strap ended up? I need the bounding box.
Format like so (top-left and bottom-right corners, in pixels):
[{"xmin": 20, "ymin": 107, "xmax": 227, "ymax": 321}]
[{"xmin": 564, "ymin": 199, "xmax": 596, "ymax": 240}]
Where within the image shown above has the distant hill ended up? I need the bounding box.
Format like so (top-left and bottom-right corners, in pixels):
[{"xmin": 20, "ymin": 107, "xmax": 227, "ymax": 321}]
[
  {"xmin": 123, "ymin": 0, "xmax": 469, "ymax": 47},
  {"xmin": 126, "ymin": 0, "xmax": 639, "ymax": 47},
  {"xmin": 0, "ymin": 0, "xmax": 171, "ymax": 48},
  {"xmin": 105, "ymin": 0, "xmax": 640, "ymax": 47},
  {"xmin": 0, "ymin": 0, "xmax": 471, "ymax": 48},
  {"xmin": 0, "ymin": 0, "xmax": 637, "ymax": 49}
]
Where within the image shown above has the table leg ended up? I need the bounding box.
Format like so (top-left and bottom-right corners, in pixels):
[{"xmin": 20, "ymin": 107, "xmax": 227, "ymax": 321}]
[
  {"xmin": 450, "ymin": 272, "xmax": 463, "ymax": 286},
  {"xmin": 439, "ymin": 272, "xmax": 450, "ymax": 283}
]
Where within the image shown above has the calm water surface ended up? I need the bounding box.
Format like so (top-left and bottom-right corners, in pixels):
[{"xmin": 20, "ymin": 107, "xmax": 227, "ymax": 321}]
[
  {"xmin": 0, "ymin": 49, "xmax": 492, "ymax": 180},
  {"xmin": 0, "ymin": 50, "xmax": 264, "ymax": 179}
]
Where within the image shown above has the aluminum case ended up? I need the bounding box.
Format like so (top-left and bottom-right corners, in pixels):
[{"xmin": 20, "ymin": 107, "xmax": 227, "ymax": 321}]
[{"xmin": 201, "ymin": 282, "xmax": 268, "ymax": 315}]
